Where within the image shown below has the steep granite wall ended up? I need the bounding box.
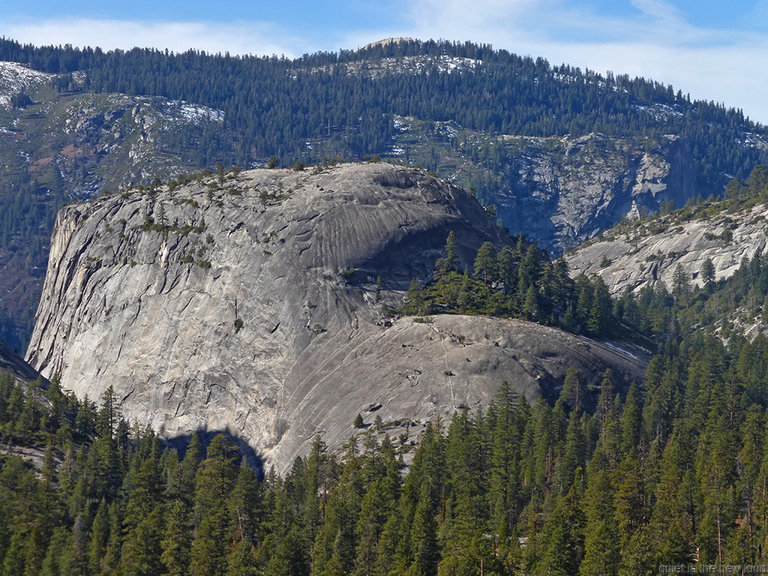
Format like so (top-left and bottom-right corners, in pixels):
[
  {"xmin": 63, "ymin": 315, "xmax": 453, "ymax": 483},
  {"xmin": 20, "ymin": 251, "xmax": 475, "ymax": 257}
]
[
  {"xmin": 28, "ymin": 163, "xmax": 646, "ymax": 471},
  {"xmin": 492, "ymin": 133, "xmax": 697, "ymax": 253}
]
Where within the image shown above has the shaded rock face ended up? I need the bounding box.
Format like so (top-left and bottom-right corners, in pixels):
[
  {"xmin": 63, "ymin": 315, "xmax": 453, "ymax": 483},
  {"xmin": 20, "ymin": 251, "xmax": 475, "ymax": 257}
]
[
  {"xmin": 565, "ymin": 202, "xmax": 768, "ymax": 296},
  {"xmin": 0, "ymin": 339, "xmax": 42, "ymax": 383},
  {"xmin": 28, "ymin": 163, "xmax": 646, "ymax": 471},
  {"xmin": 494, "ymin": 133, "xmax": 696, "ymax": 253}
]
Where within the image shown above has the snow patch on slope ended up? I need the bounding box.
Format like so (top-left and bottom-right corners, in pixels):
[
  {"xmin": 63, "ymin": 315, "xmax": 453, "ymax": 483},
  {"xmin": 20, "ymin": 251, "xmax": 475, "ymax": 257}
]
[{"xmin": 0, "ymin": 62, "xmax": 53, "ymax": 108}]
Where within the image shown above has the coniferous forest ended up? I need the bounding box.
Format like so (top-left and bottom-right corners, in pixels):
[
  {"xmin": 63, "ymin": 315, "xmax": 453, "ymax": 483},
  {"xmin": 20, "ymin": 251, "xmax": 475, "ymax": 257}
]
[
  {"xmin": 2, "ymin": 36, "xmax": 768, "ymax": 353},
  {"xmin": 0, "ymin": 37, "xmax": 765, "ymax": 184}
]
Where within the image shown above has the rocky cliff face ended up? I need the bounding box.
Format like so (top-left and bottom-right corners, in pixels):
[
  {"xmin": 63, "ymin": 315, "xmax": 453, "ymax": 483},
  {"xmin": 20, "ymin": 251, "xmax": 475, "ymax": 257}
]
[
  {"xmin": 0, "ymin": 63, "xmax": 229, "ymax": 352},
  {"xmin": 565, "ymin": 201, "xmax": 768, "ymax": 295},
  {"xmin": 0, "ymin": 60, "xmax": 728, "ymax": 351},
  {"xmin": 490, "ymin": 133, "xmax": 697, "ymax": 253},
  {"xmin": 0, "ymin": 339, "xmax": 41, "ymax": 383},
  {"xmin": 27, "ymin": 163, "xmax": 646, "ymax": 471},
  {"xmin": 388, "ymin": 123, "xmax": 700, "ymax": 255}
]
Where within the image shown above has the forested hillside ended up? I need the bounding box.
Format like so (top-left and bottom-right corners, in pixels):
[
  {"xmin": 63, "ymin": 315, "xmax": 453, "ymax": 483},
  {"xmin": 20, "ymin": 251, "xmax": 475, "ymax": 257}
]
[
  {"xmin": 566, "ymin": 163, "xmax": 768, "ymax": 343},
  {"xmin": 1, "ymin": 37, "xmax": 764, "ymax": 184},
  {"xmin": 4, "ymin": 219, "xmax": 768, "ymax": 575},
  {"xmin": 3, "ymin": 36, "xmax": 768, "ymax": 576}
]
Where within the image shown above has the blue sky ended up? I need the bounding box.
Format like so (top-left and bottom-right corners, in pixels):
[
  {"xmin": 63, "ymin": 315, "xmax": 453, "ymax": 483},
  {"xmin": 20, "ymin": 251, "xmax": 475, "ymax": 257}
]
[{"xmin": 3, "ymin": 0, "xmax": 768, "ymax": 124}]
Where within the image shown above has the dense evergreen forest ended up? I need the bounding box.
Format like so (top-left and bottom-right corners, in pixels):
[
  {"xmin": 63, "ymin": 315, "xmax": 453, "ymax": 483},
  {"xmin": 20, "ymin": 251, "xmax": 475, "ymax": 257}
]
[
  {"xmin": 400, "ymin": 232, "xmax": 624, "ymax": 342},
  {"xmin": 5, "ymin": 37, "xmax": 768, "ymax": 574},
  {"xmin": 1, "ymin": 37, "xmax": 766, "ymax": 185},
  {"xmin": 5, "ymin": 194, "xmax": 768, "ymax": 573}
]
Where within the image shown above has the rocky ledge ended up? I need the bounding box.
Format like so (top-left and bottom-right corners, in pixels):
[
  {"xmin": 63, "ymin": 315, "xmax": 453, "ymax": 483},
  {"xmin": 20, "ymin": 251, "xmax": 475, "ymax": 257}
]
[{"xmin": 566, "ymin": 201, "xmax": 768, "ymax": 295}]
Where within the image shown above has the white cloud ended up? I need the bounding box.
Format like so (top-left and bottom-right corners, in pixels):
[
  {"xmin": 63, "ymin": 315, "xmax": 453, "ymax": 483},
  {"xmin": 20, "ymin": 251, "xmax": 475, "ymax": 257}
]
[
  {"xmin": 630, "ymin": 0, "xmax": 683, "ymax": 23},
  {"xmin": 2, "ymin": 18, "xmax": 297, "ymax": 57}
]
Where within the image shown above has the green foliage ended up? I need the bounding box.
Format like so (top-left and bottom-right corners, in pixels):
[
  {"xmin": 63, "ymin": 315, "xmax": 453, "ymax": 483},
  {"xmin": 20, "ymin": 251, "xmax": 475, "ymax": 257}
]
[
  {"xmin": 474, "ymin": 241, "xmax": 498, "ymax": 284},
  {"xmin": 400, "ymin": 232, "xmax": 632, "ymax": 341},
  {"xmin": 2, "ymin": 39, "xmax": 768, "ymax": 354},
  {"xmin": 5, "ymin": 163, "xmax": 768, "ymax": 574}
]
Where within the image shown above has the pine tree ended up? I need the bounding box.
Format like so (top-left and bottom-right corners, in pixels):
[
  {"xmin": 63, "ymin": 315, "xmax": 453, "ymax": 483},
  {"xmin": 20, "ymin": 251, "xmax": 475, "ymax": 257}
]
[
  {"xmin": 161, "ymin": 499, "xmax": 191, "ymax": 576},
  {"xmin": 403, "ymin": 280, "xmax": 426, "ymax": 316},
  {"xmin": 121, "ymin": 508, "xmax": 165, "ymax": 576},
  {"xmin": 96, "ymin": 386, "xmax": 121, "ymax": 439},
  {"xmin": 435, "ymin": 231, "xmax": 459, "ymax": 276},
  {"xmin": 353, "ymin": 477, "xmax": 391, "ymax": 576},
  {"xmin": 575, "ymin": 276, "xmax": 593, "ymax": 330},
  {"xmin": 587, "ymin": 277, "xmax": 612, "ymax": 336},
  {"xmin": 696, "ymin": 412, "xmax": 736, "ymax": 564},
  {"xmin": 193, "ymin": 434, "xmax": 240, "ymax": 523},
  {"xmin": 579, "ymin": 451, "xmax": 619, "ymax": 576},
  {"xmin": 620, "ymin": 382, "xmax": 642, "ymax": 454},
  {"xmin": 190, "ymin": 507, "xmax": 230, "ymax": 576},
  {"xmin": 226, "ymin": 539, "xmax": 258, "ymax": 576},
  {"xmin": 87, "ymin": 498, "xmax": 109, "ymax": 575},
  {"xmin": 518, "ymin": 244, "xmax": 539, "ymax": 298},
  {"xmin": 672, "ymin": 265, "xmax": 690, "ymax": 304},
  {"xmin": 179, "ymin": 432, "xmax": 205, "ymax": 502},
  {"xmin": 61, "ymin": 513, "xmax": 89, "ymax": 576},
  {"xmin": 558, "ymin": 411, "xmax": 586, "ymax": 493},
  {"xmin": 100, "ymin": 501, "xmax": 123, "ymax": 574},
  {"xmin": 522, "ymin": 284, "xmax": 539, "ymax": 321},
  {"xmin": 560, "ymin": 367, "xmax": 586, "ymax": 413},
  {"xmin": 597, "ymin": 369, "xmax": 615, "ymax": 428},
  {"xmin": 533, "ymin": 477, "xmax": 584, "ymax": 576},
  {"xmin": 488, "ymin": 383, "xmax": 523, "ymax": 540},
  {"xmin": 408, "ymin": 482, "xmax": 439, "ymax": 576},
  {"xmin": 647, "ymin": 432, "xmax": 696, "ymax": 567},
  {"xmin": 613, "ymin": 449, "xmax": 647, "ymax": 555},
  {"xmin": 228, "ymin": 463, "xmax": 262, "ymax": 549},
  {"xmin": 474, "ymin": 241, "xmax": 498, "ymax": 285},
  {"xmin": 497, "ymin": 246, "xmax": 516, "ymax": 294},
  {"xmin": 702, "ymin": 258, "xmax": 716, "ymax": 292}
]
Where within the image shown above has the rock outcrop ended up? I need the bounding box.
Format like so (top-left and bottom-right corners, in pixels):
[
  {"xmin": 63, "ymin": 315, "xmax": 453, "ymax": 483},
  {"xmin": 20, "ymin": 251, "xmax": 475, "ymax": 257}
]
[
  {"xmin": 27, "ymin": 163, "xmax": 646, "ymax": 471},
  {"xmin": 565, "ymin": 201, "xmax": 768, "ymax": 296},
  {"xmin": 0, "ymin": 339, "xmax": 42, "ymax": 383},
  {"xmin": 491, "ymin": 133, "xmax": 697, "ymax": 253}
]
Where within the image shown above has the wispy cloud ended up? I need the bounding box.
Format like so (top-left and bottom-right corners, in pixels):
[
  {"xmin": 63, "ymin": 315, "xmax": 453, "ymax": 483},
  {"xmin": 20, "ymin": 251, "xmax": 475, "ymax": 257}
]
[
  {"xmin": 630, "ymin": 0, "xmax": 683, "ymax": 23},
  {"xmin": 3, "ymin": 18, "xmax": 297, "ymax": 57}
]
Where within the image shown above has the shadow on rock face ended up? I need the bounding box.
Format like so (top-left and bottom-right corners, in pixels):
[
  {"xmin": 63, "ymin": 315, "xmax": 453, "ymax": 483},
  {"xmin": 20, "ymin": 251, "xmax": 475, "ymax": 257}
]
[{"xmin": 165, "ymin": 429, "xmax": 265, "ymax": 479}]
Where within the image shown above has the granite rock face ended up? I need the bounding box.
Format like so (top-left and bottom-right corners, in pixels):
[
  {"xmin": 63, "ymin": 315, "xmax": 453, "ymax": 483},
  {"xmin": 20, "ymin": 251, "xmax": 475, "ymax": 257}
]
[
  {"xmin": 27, "ymin": 163, "xmax": 646, "ymax": 471},
  {"xmin": 0, "ymin": 339, "xmax": 42, "ymax": 383},
  {"xmin": 565, "ymin": 202, "xmax": 768, "ymax": 296},
  {"xmin": 493, "ymin": 133, "xmax": 696, "ymax": 253}
]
